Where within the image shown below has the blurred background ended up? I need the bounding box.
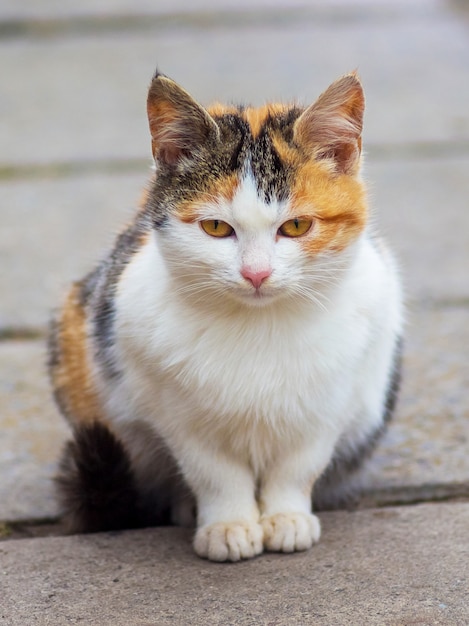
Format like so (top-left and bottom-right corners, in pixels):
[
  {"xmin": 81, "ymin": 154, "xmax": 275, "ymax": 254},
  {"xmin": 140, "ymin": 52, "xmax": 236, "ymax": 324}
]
[
  {"xmin": 2, "ymin": 0, "xmax": 469, "ymax": 329},
  {"xmin": 1, "ymin": 0, "xmax": 468, "ymax": 524}
]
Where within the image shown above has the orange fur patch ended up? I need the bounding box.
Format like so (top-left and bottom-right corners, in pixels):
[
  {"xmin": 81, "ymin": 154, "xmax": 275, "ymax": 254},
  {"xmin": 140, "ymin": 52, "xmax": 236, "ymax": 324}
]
[
  {"xmin": 271, "ymin": 132, "xmax": 302, "ymax": 169},
  {"xmin": 290, "ymin": 159, "xmax": 367, "ymax": 255},
  {"xmin": 176, "ymin": 173, "xmax": 240, "ymax": 223},
  {"xmin": 208, "ymin": 102, "xmax": 289, "ymax": 138},
  {"xmin": 207, "ymin": 103, "xmax": 239, "ymax": 118},
  {"xmin": 271, "ymin": 133, "xmax": 367, "ymax": 253},
  {"xmin": 50, "ymin": 284, "xmax": 105, "ymax": 427},
  {"xmin": 242, "ymin": 104, "xmax": 288, "ymax": 138}
]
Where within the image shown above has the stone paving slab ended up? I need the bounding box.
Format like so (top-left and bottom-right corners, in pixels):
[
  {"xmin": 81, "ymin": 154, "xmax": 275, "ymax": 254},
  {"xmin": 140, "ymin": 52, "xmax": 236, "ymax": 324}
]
[
  {"xmin": 0, "ymin": 0, "xmax": 436, "ymax": 20},
  {"xmin": 1, "ymin": 502, "xmax": 468, "ymax": 625},
  {"xmin": 2, "ymin": 157, "xmax": 468, "ymax": 331},
  {"xmin": 360, "ymin": 306, "xmax": 469, "ymax": 503},
  {"xmin": 1, "ymin": 303, "xmax": 468, "ymax": 523},
  {"xmin": 0, "ymin": 0, "xmax": 319, "ymax": 20},
  {"xmin": 0, "ymin": 172, "xmax": 147, "ymax": 330},
  {"xmin": 0, "ymin": 341, "xmax": 69, "ymax": 521},
  {"xmin": 369, "ymin": 156, "xmax": 469, "ymax": 304},
  {"xmin": 2, "ymin": 3, "xmax": 469, "ymax": 168}
]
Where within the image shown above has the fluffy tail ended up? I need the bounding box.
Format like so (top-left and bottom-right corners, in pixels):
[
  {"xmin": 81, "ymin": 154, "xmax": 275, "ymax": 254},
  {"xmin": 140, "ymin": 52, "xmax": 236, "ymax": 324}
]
[{"xmin": 55, "ymin": 422, "xmax": 142, "ymax": 533}]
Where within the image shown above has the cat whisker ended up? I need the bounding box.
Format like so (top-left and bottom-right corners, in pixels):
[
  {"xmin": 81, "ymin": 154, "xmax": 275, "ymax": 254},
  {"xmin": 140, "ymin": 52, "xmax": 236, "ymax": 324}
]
[
  {"xmin": 288, "ymin": 284, "xmax": 331, "ymax": 312},
  {"xmin": 173, "ymin": 283, "xmax": 229, "ymax": 306}
]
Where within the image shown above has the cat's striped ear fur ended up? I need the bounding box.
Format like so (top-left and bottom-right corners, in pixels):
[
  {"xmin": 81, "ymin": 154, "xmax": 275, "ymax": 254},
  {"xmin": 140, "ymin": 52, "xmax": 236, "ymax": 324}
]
[
  {"xmin": 293, "ymin": 73, "xmax": 364, "ymax": 175},
  {"xmin": 147, "ymin": 70, "xmax": 220, "ymax": 165}
]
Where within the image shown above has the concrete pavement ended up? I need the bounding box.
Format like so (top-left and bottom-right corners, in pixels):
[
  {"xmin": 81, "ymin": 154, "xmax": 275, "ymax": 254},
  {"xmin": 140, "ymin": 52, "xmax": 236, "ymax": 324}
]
[
  {"xmin": 2, "ymin": 503, "xmax": 469, "ymax": 626},
  {"xmin": 1, "ymin": 0, "xmax": 469, "ymax": 623}
]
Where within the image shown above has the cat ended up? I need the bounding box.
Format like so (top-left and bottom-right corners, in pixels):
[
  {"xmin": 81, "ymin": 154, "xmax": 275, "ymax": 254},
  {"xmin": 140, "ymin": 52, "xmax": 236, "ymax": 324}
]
[{"xmin": 49, "ymin": 69, "xmax": 403, "ymax": 562}]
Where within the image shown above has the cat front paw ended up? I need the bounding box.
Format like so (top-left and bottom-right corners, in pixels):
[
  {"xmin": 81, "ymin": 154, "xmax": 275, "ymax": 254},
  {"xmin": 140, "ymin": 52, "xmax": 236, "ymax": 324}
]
[
  {"xmin": 193, "ymin": 521, "xmax": 264, "ymax": 562},
  {"xmin": 261, "ymin": 512, "xmax": 321, "ymax": 553}
]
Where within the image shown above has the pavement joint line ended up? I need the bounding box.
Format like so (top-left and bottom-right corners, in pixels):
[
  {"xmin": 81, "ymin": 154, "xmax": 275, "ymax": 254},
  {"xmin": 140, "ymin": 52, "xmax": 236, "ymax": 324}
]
[
  {"xmin": 357, "ymin": 484, "xmax": 469, "ymax": 510},
  {"xmin": 0, "ymin": 328, "xmax": 46, "ymax": 341},
  {"xmin": 1, "ymin": 493, "xmax": 468, "ymax": 542},
  {"xmin": 1, "ymin": 142, "xmax": 469, "ymax": 183},
  {"xmin": 0, "ymin": 6, "xmax": 444, "ymax": 42},
  {"xmin": 0, "ymin": 158, "xmax": 151, "ymax": 182},
  {"xmin": 423, "ymin": 297, "xmax": 469, "ymax": 309},
  {"xmin": 0, "ymin": 518, "xmax": 64, "ymax": 542}
]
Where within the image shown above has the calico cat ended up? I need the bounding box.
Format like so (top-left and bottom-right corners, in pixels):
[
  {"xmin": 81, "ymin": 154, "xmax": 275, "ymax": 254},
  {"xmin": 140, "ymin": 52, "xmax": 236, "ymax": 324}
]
[{"xmin": 49, "ymin": 70, "xmax": 403, "ymax": 562}]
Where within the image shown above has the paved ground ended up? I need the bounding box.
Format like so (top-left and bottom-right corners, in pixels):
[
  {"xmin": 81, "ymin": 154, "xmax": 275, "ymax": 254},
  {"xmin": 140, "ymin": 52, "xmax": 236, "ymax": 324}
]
[
  {"xmin": 1, "ymin": 0, "xmax": 469, "ymax": 624},
  {"xmin": 2, "ymin": 503, "xmax": 469, "ymax": 626}
]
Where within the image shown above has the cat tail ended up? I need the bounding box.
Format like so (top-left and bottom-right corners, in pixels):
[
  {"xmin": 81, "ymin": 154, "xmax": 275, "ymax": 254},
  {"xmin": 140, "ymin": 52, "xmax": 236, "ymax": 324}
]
[{"xmin": 55, "ymin": 421, "xmax": 144, "ymax": 533}]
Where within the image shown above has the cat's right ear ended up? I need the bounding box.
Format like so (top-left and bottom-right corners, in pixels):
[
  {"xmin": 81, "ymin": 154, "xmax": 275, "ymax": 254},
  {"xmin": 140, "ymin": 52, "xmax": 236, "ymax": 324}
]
[
  {"xmin": 293, "ymin": 73, "xmax": 365, "ymax": 175},
  {"xmin": 147, "ymin": 71, "xmax": 220, "ymax": 166}
]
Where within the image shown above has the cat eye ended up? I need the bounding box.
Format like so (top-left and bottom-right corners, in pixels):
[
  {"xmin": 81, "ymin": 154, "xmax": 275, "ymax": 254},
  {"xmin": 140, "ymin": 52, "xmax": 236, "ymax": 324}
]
[
  {"xmin": 200, "ymin": 219, "xmax": 234, "ymax": 238},
  {"xmin": 278, "ymin": 218, "xmax": 313, "ymax": 238}
]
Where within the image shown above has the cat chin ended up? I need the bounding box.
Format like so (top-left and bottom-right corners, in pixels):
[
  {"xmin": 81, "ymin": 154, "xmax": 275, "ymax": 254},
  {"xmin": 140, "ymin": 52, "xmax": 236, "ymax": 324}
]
[{"xmin": 228, "ymin": 288, "xmax": 283, "ymax": 308}]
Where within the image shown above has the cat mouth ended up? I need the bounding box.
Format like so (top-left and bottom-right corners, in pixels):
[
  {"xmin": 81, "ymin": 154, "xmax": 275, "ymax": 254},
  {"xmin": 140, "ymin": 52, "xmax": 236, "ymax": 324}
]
[
  {"xmin": 234, "ymin": 284, "xmax": 279, "ymax": 306},
  {"xmin": 253, "ymin": 287, "xmax": 271, "ymax": 299}
]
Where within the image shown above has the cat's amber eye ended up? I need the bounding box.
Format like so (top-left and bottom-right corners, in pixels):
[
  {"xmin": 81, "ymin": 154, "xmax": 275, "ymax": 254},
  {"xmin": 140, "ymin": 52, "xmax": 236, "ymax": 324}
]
[
  {"xmin": 278, "ymin": 218, "xmax": 313, "ymax": 238},
  {"xmin": 200, "ymin": 219, "xmax": 234, "ymax": 238}
]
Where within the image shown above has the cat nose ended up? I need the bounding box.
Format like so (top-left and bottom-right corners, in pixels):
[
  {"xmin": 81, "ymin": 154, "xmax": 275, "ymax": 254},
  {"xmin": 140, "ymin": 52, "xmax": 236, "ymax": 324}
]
[{"xmin": 241, "ymin": 267, "xmax": 272, "ymax": 289}]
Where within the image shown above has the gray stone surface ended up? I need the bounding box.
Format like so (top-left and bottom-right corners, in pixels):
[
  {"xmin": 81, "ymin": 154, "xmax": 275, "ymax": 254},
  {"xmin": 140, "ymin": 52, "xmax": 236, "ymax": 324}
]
[
  {"xmin": 1, "ymin": 1, "xmax": 469, "ymax": 168},
  {"xmin": 0, "ymin": 0, "xmax": 437, "ymax": 20},
  {"xmin": 360, "ymin": 306, "xmax": 469, "ymax": 504},
  {"xmin": 0, "ymin": 0, "xmax": 320, "ymax": 20},
  {"xmin": 1, "ymin": 502, "xmax": 468, "ymax": 625},
  {"xmin": 369, "ymin": 156, "xmax": 469, "ymax": 303},
  {"xmin": 0, "ymin": 341, "xmax": 69, "ymax": 521},
  {"xmin": 0, "ymin": 172, "xmax": 146, "ymax": 329}
]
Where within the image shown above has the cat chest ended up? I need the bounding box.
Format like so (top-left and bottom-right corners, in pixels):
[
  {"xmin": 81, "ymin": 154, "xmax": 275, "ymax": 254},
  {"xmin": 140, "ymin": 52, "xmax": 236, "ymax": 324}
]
[{"xmin": 143, "ymin": 313, "xmax": 357, "ymax": 426}]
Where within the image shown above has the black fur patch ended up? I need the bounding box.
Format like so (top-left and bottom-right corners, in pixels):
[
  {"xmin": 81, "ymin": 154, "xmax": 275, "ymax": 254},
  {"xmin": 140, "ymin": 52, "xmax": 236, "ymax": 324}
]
[
  {"xmin": 55, "ymin": 422, "xmax": 143, "ymax": 533},
  {"xmin": 382, "ymin": 336, "xmax": 403, "ymax": 427},
  {"xmin": 250, "ymin": 126, "xmax": 289, "ymax": 201},
  {"xmin": 85, "ymin": 211, "xmax": 152, "ymax": 379},
  {"xmin": 251, "ymin": 108, "xmax": 303, "ymax": 201}
]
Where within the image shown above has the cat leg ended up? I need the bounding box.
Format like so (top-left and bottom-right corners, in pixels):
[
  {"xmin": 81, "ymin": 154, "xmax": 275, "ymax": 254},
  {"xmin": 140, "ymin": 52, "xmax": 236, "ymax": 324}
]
[
  {"xmin": 181, "ymin": 450, "xmax": 263, "ymax": 562},
  {"xmin": 259, "ymin": 440, "xmax": 336, "ymax": 553}
]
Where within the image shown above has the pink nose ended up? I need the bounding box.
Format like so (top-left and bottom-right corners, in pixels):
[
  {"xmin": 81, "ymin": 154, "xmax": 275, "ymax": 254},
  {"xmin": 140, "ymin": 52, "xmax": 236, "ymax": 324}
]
[{"xmin": 241, "ymin": 267, "xmax": 272, "ymax": 289}]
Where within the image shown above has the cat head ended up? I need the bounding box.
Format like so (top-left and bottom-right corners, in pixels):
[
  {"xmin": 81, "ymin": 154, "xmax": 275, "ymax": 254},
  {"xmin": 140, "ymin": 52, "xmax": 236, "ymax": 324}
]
[{"xmin": 145, "ymin": 70, "xmax": 367, "ymax": 309}]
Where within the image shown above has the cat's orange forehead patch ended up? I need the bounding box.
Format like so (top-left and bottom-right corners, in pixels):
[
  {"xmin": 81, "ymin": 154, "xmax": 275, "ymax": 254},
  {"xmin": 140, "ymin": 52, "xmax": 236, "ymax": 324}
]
[
  {"xmin": 208, "ymin": 103, "xmax": 289, "ymax": 138},
  {"xmin": 271, "ymin": 132, "xmax": 300, "ymax": 168},
  {"xmin": 207, "ymin": 103, "xmax": 239, "ymax": 118},
  {"xmin": 242, "ymin": 104, "xmax": 289, "ymax": 138},
  {"xmin": 290, "ymin": 160, "xmax": 368, "ymax": 255},
  {"xmin": 176, "ymin": 173, "xmax": 240, "ymax": 223}
]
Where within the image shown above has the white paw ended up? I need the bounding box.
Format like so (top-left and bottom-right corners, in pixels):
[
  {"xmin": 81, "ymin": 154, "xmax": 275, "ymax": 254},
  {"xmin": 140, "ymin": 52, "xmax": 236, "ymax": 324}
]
[
  {"xmin": 193, "ymin": 521, "xmax": 264, "ymax": 562},
  {"xmin": 261, "ymin": 512, "xmax": 321, "ymax": 553}
]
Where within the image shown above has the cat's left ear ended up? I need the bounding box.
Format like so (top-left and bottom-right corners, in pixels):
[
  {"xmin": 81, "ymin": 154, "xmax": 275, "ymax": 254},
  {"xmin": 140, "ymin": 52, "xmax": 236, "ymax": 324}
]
[
  {"xmin": 147, "ymin": 71, "xmax": 220, "ymax": 165},
  {"xmin": 293, "ymin": 73, "xmax": 364, "ymax": 175}
]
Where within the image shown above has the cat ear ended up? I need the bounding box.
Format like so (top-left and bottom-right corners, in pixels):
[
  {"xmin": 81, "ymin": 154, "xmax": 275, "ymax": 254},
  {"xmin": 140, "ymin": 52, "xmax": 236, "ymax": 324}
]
[
  {"xmin": 147, "ymin": 71, "xmax": 220, "ymax": 165},
  {"xmin": 293, "ymin": 73, "xmax": 364, "ymax": 175}
]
